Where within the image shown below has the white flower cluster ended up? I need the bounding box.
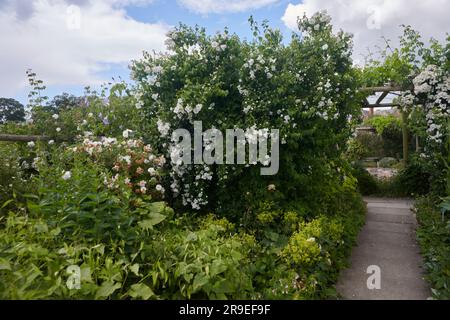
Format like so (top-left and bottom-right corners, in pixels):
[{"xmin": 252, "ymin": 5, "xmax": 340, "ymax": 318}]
[
  {"xmin": 404, "ymin": 65, "xmax": 450, "ymax": 147},
  {"xmin": 301, "ymin": 10, "xmax": 332, "ymax": 35},
  {"xmin": 79, "ymin": 137, "xmax": 118, "ymax": 156},
  {"xmin": 157, "ymin": 119, "xmax": 171, "ymax": 137},
  {"xmin": 134, "ymin": 89, "xmax": 144, "ymax": 109},
  {"xmin": 171, "ymin": 98, "xmax": 203, "ymax": 120},
  {"xmin": 413, "ymin": 65, "xmax": 440, "ymax": 94},
  {"xmin": 211, "ymin": 40, "xmax": 227, "ymax": 52},
  {"xmin": 168, "ymin": 137, "xmax": 210, "ymax": 210},
  {"xmin": 242, "ymin": 53, "xmax": 276, "ymax": 81}
]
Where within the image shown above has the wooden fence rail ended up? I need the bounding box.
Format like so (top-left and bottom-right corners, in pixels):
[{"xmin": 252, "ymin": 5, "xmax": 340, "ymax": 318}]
[{"xmin": 0, "ymin": 134, "xmax": 51, "ymax": 142}]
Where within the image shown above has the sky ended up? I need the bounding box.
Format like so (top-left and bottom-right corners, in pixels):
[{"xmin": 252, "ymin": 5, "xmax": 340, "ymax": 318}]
[{"xmin": 1, "ymin": 0, "xmax": 449, "ymax": 105}]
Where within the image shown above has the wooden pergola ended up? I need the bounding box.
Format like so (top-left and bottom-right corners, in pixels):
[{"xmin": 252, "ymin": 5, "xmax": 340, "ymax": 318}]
[{"xmin": 360, "ymin": 85, "xmax": 414, "ymax": 163}]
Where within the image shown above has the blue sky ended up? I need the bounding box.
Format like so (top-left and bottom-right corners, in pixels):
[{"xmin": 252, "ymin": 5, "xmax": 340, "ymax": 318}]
[
  {"xmin": 7, "ymin": 0, "xmax": 294, "ymax": 105},
  {"xmin": 1, "ymin": 0, "xmax": 449, "ymax": 106}
]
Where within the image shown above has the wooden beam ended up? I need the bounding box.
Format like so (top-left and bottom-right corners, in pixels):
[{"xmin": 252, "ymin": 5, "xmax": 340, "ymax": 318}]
[
  {"xmin": 401, "ymin": 111, "xmax": 410, "ymax": 164},
  {"xmin": 376, "ymin": 91, "xmax": 389, "ymax": 105},
  {"xmin": 360, "ymin": 85, "xmax": 413, "ymax": 93},
  {"xmin": 363, "ymin": 98, "xmax": 370, "ymax": 107},
  {"xmin": 0, "ymin": 134, "xmax": 51, "ymax": 142},
  {"xmin": 365, "ymin": 103, "xmax": 401, "ymax": 108}
]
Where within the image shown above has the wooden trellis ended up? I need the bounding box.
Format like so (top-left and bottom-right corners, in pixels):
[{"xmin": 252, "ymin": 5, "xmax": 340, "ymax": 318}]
[{"xmin": 360, "ymin": 85, "xmax": 414, "ymax": 163}]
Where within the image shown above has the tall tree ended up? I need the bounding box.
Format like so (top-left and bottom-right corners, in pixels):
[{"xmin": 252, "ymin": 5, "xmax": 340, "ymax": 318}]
[{"xmin": 0, "ymin": 98, "xmax": 26, "ymax": 124}]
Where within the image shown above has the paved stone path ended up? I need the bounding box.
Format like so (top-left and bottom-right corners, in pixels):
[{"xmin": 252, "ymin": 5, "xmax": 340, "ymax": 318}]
[{"xmin": 336, "ymin": 197, "xmax": 430, "ymax": 300}]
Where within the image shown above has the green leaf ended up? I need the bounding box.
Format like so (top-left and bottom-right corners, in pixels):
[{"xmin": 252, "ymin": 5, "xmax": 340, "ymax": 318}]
[
  {"xmin": 186, "ymin": 232, "xmax": 198, "ymax": 242},
  {"xmin": 128, "ymin": 283, "xmax": 154, "ymax": 300},
  {"xmin": 80, "ymin": 265, "xmax": 93, "ymax": 283},
  {"xmin": 138, "ymin": 212, "xmax": 166, "ymax": 230},
  {"xmin": 1, "ymin": 199, "xmax": 14, "ymax": 209},
  {"xmin": 130, "ymin": 263, "xmax": 140, "ymax": 276},
  {"xmin": 92, "ymin": 244, "xmax": 105, "ymax": 255},
  {"xmin": 146, "ymin": 202, "xmax": 166, "ymax": 213},
  {"xmin": 192, "ymin": 273, "xmax": 209, "ymax": 293},
  {"xmin": 50, "ymin": 227, "xmax": 61, "ymax": 237},
  {"xmin": 0, "ymin": 258, "xmax": 11, "ymax": 271},
  {"xmin": 95, "ymin": 281, "xmax": 121, "ymax": 299},
  {"xmin": 210, "ymin": 260, "xmax": 227, "ymax": 277},
  {"xmin": 34, "ymin": 223, "xmax": 48, "ymax": 233}
]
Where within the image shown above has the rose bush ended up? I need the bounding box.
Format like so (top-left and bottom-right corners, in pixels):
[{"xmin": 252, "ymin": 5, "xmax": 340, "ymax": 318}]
[{"xmin": 130, "ymin": 12, "xmax": 363, "ymax": 218}]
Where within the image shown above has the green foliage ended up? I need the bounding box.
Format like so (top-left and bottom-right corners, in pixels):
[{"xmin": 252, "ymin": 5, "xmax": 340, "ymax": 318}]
[
  {"xmin": 0, "ymin": 98, "xmax": 25, "ymax": 124},
  {"xmin": 0, "ymin": 139, "xmax": 365, "ymax": 299},
  {"xmin": 130, "ymin": 12, "xmax": 363, "ymax": 216},
  {"xmin": 378, "ymin": 157, "xmax": 398, "ymax": 168},
  {"xmin": 351, "ymin": 163, "xmax": 379, "ymax": 195},
  {"xmin": 395, "ymin": 157, "xmax": 432, "ymax": 196},
  {"xmin": 365, "ymin": 115, "xmax": 403, "ymax": 158},
  {"xmin": 0, "ymin": 13, "xmax": 369, "ymax": 300},
  {"xmin": 416, "ymin": 196, "xmax": 450, "ymax": 299},
  {"xmin": 353, "ymin": 115, "xmax": 403, "ymax": 159},
  {"xmin": 353, "ymin": 132, "xmax": 384, "ymax": 158},
  {"xmin": 0, "ymin": 142, "xmax": 37, "ymax": 207},
  {"xmin": 365, "ymin": 115, "xmax": 402, "ymax": 135}
]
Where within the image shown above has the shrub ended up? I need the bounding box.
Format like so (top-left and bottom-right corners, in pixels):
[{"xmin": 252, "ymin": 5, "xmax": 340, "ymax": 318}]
[
  {"xmin": 354, "ymin": 131, "xmax": 384, "ymax": 158},
  {"xmin": 378, "ymin": 157, "xmax": 398, "ymax": 168},
  {"xmin": 280, "ymin": 194, "xmax": 365, "ymax": 299},
  {"xmin": 362, "ymin": 115, "xmax": 405, "ymax": 159},
  {"xmin": 395, "ymin": 157, "xmax": 432, "ymax": 196},
  {"xmin": 364, "ymin": 115, "xmax": 402, "ymax": 136},
  {"xmin": 351, "ymin": 163, "xmax": 379, "ymax": 195},
  {"xmin": 130, "ymin": 12, "xmax": 363, "ymax": 216},
  {"xmin": 0, "ymin": 143, "xmax": 37, "ymax": 209},
  {"xmin": 415, "ymin": 196, "xmax": 450, "ymax": 299}
]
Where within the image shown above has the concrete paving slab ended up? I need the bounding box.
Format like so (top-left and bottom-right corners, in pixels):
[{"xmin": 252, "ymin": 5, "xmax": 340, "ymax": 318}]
[{"xmin": 336, "ymin": 198, "xmax": 430, "ymax": 300}]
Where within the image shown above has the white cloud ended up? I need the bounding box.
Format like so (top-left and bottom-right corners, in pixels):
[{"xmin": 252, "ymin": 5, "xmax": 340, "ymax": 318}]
[
  {"xmin": 0, "ymin": 0, "xmax": 169, "ymax": 97},
  {"xmin": 282, "ymin": 0, "xmax": 450, "ymax": 63},
  {"xmin": 178, "ymin": 0, "xmax": 278, "ymax": 14}
]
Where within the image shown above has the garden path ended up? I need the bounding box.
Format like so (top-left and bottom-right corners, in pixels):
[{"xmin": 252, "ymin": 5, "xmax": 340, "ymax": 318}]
[{"xmin": 336, "ymin": 197, "xmax": 430, "ymax": 299}]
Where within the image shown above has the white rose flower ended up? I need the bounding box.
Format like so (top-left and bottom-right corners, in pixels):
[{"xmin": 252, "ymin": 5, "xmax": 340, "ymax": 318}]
[
  {"xmin": 122, "ymin": 129, "xmax": 132, "ymax": 138},
  {"xmin": 62, "ymin": 171, "xmax": 72, "ymax": 180},
  {"xmin": 156, "ymin": 184, "xmax": 165, "ymax": 193}
]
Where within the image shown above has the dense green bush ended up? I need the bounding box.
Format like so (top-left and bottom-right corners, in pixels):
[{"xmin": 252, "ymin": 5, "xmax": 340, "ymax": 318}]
[
  {"xmin": 351, "ymin": 115, "xmax": 404, "ymax": 160},
  {"xmin": 395, "ymin": 157, "xmax": 432, "ymax": 196},
  {"xmin": 353, "ymin": 131, "xmax": 384, "ymax": 158},
  {"xmin": 378, "ymin": 157, "xmax": 399, "ymax": 168},
  {"xmin": 416, "ymin": 196, "xmax": 450, "ymax": 299},
  {"xmin": 364, "ymin": 115, "xmax": 402, "ymax": 136},
  {"xmin": 351, "ymin": 163, "xmax": 379, "ymax": 195},
  {"xmin": 0, "ymin": 142, "xmax": 37, "ymax": 207},
  {"xmin": 130, "ymin": 12, "xmax": 363, "ymax": 216}
]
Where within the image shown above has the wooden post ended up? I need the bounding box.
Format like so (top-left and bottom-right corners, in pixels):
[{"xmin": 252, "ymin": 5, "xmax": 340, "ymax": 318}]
[
  {"xmin": 401, "ymin": 111, "xmax": 409, "ymax": 164},
  {"xmin": 0, "ymin": 134, "xmax": 50, "ymax": 142}
]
